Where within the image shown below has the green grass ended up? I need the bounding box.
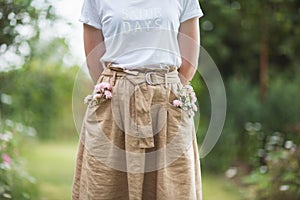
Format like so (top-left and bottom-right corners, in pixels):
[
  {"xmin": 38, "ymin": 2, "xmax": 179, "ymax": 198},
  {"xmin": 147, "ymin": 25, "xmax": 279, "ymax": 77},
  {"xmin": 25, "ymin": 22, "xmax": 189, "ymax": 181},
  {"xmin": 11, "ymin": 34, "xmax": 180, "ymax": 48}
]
[
  {"xmin": 21, "ymin": 140, "xmax": 78, "ymax": 200},
  {"xmin": 21, "ymin": 140, "xmax": 243, "ymax": 200},
  {"xmin": 202, "ymin": 173, "xmax": 244, "ymax": 200}
]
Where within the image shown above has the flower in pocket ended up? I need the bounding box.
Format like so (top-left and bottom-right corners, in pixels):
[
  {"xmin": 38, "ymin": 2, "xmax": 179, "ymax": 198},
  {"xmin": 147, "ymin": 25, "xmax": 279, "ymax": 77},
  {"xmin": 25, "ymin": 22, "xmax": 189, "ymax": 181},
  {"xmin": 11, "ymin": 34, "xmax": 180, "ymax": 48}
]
[
  {"xmin": 104, "ymin": 90, "xmax": 112, "ymax": 99},
  {"xmin": 173, "ymin": 99, "xmax": 183, "ymax": 107},
  {"xmin": 172, "ymin": 84, "xmax": 198, "ymax": 118},
  {"xmin": 94, "ymin": 82, "xmax": 111, "ymax": 92},
  {"xmin": 84, "ymin": 82, "xmax": 112, "ymax": 104}
]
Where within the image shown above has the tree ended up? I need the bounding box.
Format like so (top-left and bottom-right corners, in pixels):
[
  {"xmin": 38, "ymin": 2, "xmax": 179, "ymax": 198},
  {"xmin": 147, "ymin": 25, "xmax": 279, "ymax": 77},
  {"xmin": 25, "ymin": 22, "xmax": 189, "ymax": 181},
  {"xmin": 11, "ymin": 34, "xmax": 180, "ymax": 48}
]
[
  {"xmin": 199, "ymin": 0, "xmax": 300, "ymax": 171},
  {"xmin": 0, "ymin": 0, "xmax": 74, "ymax": 139},
  {"xmin": 200, "ymin": 0, "xmax": 300, "ymax": 84},
  {"xmin": 0, "ymin": 0, "xmax": 59, "ymax": 70}
]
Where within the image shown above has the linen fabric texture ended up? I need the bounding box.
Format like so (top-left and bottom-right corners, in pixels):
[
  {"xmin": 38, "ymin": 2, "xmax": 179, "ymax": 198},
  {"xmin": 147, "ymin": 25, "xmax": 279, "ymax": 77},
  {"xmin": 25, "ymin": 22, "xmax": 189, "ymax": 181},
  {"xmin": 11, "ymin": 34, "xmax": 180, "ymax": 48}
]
[
  {"xmin": 79, "ymin": 0, "xmax": 204, "ymax": 69},
  {"xmin": 74, "ymin": 0, "xmax": 204, "ymax": 199},
  {"xmin": 72, "ymin": 66, "xmax": 202, "ymax": 200}
]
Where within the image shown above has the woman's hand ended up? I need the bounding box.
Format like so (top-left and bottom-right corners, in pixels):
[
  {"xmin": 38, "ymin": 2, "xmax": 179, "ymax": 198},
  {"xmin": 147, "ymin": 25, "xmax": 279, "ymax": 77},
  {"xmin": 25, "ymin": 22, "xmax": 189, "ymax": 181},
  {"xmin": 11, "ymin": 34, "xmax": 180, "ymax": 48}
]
[
  {"xmin": 178, "ymin": 17, "xmax": 200, "ymax": 85},
  {"xmin": 83, "ymin": 24, "xmax": 106, "ymax": 84}
]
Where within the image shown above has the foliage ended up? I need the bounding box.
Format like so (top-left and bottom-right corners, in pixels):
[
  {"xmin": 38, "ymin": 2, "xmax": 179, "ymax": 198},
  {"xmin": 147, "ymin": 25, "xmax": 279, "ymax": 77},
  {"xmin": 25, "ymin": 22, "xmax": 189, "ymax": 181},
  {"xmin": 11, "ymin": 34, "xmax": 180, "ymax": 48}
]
[
  {"xmin": 0, "ymin": 0, "xmax": 77, "ymax": 139},
  {"xmin": 243, "ymin": 130, "xmax": 300, "ymax": 200},
  {"xmin": 200, "ymin": 0, "xmax": 300, "ymax": 79},
  {"xmin": 0, "ymin": 119, "xmax": 38, "ymax": 199},
  {"xmin": 0, "ymin": 0, "xmax": 39, "ymax": 47},
  {"xmin": 0, "ymin": 65, "xmax": 78, "ymax": 139},
  {"xmin": 198, "ymin": 0, "xmax": 300, "ymax": 173},
  {"xmin": 200, "ymin": 75, "xmax": 300, "ymax": 172},
  {"xmin": 0, "ymin": 0, "xmax": 58, "ymax": 70}
]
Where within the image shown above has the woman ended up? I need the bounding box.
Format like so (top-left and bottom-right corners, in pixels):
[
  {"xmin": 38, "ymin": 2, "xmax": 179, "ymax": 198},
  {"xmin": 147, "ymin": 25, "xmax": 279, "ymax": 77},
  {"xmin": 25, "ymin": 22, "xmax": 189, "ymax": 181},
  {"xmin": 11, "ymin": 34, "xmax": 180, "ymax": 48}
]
[{"xmin": 72, "ymin": 0, "xmax": 204, "ymax": 199}]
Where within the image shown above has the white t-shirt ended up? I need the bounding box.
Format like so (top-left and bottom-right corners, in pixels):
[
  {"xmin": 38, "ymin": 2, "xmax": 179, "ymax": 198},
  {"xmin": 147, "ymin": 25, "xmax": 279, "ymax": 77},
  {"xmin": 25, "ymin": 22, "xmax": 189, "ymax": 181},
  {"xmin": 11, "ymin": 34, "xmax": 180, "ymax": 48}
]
[{"xmin": 79, "ymin": 0, "xmax": 204, "ymax": 69}]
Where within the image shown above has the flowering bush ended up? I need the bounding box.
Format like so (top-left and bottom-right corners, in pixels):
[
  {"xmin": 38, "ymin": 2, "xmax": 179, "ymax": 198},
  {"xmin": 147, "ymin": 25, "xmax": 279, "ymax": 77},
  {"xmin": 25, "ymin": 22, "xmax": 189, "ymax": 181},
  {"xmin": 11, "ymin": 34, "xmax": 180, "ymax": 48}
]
[
  {"xmin": 172, "ymin": 85, "xmax": 198, "ymax": 118},
  {"xmin": 243, "ymin": 129, "xmax": 300, "ymax": 200},
  {"xmin": 0, "ymin": 119, "xmax": 38, "ymax": 199},
  {"xmin": 84, "ymin": 82, "xmax": 112, "ymax": 105}
]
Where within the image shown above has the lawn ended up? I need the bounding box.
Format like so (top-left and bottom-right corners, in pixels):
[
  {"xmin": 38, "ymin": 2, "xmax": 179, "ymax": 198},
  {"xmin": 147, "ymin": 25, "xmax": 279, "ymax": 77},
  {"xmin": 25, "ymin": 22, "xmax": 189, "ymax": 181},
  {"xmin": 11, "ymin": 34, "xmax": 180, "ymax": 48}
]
[{"xmin": 21, "ymin": 140, "xmax": 243, "ymax": 200}]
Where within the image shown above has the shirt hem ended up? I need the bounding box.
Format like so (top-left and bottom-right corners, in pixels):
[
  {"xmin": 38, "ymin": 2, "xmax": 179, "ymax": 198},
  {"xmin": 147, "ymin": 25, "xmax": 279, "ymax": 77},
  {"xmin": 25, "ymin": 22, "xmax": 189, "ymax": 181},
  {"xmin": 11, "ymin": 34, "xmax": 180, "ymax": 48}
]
[
  {"xmin": 180, "ymin": 10, "xmax": 204, "ymax": 23},
  {"xmin": 79, "ymin": 17, "xmax": 102, "ymax": 30}
]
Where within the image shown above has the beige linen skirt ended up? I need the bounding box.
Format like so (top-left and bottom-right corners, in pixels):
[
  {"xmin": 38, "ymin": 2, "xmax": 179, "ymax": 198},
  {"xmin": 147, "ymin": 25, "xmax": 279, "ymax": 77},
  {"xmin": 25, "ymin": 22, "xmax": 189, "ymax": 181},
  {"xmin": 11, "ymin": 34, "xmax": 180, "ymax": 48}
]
[{"xmin": 72, "ymin": 65, "xmax": 202, "ymax": 200}]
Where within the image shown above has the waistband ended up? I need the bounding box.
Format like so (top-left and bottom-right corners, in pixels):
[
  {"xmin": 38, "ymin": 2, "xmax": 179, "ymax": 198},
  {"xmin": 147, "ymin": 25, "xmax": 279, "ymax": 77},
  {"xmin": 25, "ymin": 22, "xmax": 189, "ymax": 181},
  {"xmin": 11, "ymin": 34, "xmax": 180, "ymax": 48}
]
[{"xmin": 100, "ymin": 63, "xmax": 180, "ymax": 87}]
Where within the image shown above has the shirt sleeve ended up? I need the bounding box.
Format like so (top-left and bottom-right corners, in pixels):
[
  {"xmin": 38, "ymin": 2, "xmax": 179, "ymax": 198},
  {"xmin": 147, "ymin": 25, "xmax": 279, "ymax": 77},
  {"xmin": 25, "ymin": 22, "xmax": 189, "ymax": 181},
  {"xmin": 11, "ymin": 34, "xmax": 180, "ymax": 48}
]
[
  {"xmin": 79, "ymin": 0, "xmax": 102, "ymax": 30},
  {"xmin": 179, "ymin": 0, "xmax": 204, "ymax": 23}
]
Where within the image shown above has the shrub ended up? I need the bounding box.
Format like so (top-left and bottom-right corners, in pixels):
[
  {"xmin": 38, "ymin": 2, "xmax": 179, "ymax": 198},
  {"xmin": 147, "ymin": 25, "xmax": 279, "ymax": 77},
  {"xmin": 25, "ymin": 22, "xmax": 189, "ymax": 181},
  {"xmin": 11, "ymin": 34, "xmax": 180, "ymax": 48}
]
[
  {"xmin": 0, "ymin": 65, "xmax": 78, "ymax": 139},
  {"xmin": 243, "ymin": 130, "xmax": 300, "ymax": 200},
  {"xmin": 200, "ymin": 75, "xmax": 300, "ymax": 173},
  {"xmin": 0, "ymin": 119, "xmax": 38, "ymax": 199}
]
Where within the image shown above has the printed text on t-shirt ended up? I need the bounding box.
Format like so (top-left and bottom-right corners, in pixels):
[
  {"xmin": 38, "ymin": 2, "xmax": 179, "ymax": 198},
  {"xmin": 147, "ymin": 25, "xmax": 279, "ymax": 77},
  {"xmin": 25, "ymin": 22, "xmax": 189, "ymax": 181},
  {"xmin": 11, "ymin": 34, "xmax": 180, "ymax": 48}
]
[{"xmin": 121, "ymin": 7, "xmax": 163, "ymax": 32}]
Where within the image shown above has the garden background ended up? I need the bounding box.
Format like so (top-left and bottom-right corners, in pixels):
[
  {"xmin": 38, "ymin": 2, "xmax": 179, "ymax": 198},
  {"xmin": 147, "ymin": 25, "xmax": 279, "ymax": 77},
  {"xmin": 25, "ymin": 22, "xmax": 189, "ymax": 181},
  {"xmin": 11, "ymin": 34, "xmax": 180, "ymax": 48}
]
[{"xmin": 0, "ymin": 0, "xmax": 300, "ymax": 199}]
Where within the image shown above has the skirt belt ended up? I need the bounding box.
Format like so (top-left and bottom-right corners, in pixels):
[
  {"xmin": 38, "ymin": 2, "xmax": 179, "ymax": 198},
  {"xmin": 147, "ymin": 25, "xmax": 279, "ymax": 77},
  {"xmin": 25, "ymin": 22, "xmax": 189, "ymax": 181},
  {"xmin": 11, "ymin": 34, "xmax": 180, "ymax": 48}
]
[{"xmin": 99, "ymin": 64, "xmax": 181, "ymax": 88}]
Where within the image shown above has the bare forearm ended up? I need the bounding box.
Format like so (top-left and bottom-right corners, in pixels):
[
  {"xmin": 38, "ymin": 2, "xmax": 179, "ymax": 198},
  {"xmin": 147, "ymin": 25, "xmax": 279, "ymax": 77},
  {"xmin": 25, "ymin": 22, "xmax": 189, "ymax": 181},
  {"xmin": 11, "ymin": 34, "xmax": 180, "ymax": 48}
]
[
  {"xmin": 178, "ymin": 61, "xmax": 197, "ymax": 85},
  {"xmin": 178, "ymin": 17, "xmax": 200, "ymax": 85},
  {"xmin": 83, "ymin": 24, "xmax": 106, "ymax": 84}
]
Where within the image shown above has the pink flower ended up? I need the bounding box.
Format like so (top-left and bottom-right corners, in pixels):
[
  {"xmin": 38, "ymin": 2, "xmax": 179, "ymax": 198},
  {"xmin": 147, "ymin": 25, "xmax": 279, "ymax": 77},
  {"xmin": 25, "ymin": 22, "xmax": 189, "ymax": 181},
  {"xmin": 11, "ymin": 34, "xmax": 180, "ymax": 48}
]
[
  {"xmin": 100, "ymin": 82, "xmax": 112, "ymax": 91},
  {"xmin": 103, "ymin": 82, "xmax": 112, "ymax": 90},
  {"xmin": 104, "ymin": 90, "xmax": 112, "ymax": 99},
  {"xmin": 3, "ymin": 154, "xmax": 11, "ymax": 165},
  {"xmin": 173, "ymin": 99, "xmax": 182, "ymax": 107},
  {"xmin": 94, "ymin": 93, "xmax": 102, "ymax": 99},
  {"xmin": 94, "ymin": 82, "xmax": 111, "ymax": 92},
  {"xmin": 94, "ymin": 84, "xmax": 102, "ymax": 92},
  {"xmin": 84, "ymin": 95, "xmax": 93, "ymax": 104}
]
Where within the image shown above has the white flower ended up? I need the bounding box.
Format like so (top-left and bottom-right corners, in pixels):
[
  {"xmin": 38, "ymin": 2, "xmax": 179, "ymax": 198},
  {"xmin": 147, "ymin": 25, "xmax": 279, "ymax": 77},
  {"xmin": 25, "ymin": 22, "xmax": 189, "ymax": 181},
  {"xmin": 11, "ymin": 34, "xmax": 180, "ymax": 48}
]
[
  {"xmin": 0, "ymin": 132, "xmax": 12, "ymax": 141},
  {"xmin": 191, "ymin": 93, "xmax": 197, "ymax": 103},
  {"xmin": 259, "ymin": 165, "xmax": 268, "ymax": 174},
  {"xmin": 185, "ymin": 85, "xmax": 193, "ymax": 93},
  {"xmin": 225, "ymin": 167, "xmax": 237, "ymax": 178},
  {"xmin": 279, "ymin": 185, "xmax": 289, "ymax": 191},
  {"xmin": 284, "ymin": 140, "xmax": 293, "ymax": 149},
  {"xmin": 188, "ymin": 109, "xmax": 195, "ymax": 117},
  {"xmin": 173, "ymin": 85, "xmax": 198, "ymax": 118},
  {"xmin": 192, "ymin": 104, "xmax": 198, "ymax": 112}
]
